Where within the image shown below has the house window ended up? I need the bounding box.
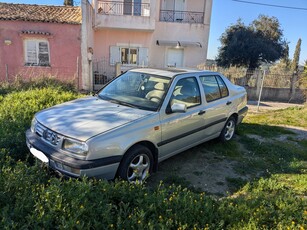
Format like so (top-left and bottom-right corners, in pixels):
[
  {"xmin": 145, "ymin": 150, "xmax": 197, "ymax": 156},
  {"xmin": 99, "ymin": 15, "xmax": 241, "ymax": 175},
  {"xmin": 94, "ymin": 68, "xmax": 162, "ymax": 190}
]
[
  {"xmin": 121, "ymin": 47, "xmax": 138, "ymax": 65},
  {"xmin": 110, "ymin": 46, "xmax": 148, "ymax": 67},
  {"xmin": 25, "ymin": 40, "xmax": 50, "ymax": 66}
]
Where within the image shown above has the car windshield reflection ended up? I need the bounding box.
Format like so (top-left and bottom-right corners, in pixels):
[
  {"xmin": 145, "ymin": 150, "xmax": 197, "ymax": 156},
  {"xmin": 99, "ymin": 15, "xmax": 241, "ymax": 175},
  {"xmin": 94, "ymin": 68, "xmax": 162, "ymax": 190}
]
[{"xmin": 98, "ymin": 71, "xmax": 171, "ymax": 111}]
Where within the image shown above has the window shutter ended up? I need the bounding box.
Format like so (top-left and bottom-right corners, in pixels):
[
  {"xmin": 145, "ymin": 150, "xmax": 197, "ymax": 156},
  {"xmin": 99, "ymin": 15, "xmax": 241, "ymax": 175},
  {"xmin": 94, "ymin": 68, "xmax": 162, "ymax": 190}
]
[
  {"xmin": 110, "ymin": 46, "xmax": 120, "ymax": 65},
  {"xmin": 38, "ymin": 42, "xmax": 50, "ymax": 65},
  {"xmin": 26, "ymin": 40, "xmax": 37, "ymax": 64},
  {"xmin": 138, "ymin": 47, "xmax": 148, "ymax": 67}
]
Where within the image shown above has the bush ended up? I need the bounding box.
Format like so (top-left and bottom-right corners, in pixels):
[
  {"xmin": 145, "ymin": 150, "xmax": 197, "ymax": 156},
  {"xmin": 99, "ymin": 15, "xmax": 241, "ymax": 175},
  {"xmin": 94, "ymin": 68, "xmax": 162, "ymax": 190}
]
[
  {"xmin": 0, "ymin": 76, "xmax": 76, "ymax": 96},
  {"xmin": 0, "ymin": 84, "xmax": 306, "ymax": 229},
  {"xmin": 0, "ymin": 87, "xmax": 81, "ymax": 161},
  {"xmin": 1, "ymin": 155, "xmax": 306, "ymax": 229}
]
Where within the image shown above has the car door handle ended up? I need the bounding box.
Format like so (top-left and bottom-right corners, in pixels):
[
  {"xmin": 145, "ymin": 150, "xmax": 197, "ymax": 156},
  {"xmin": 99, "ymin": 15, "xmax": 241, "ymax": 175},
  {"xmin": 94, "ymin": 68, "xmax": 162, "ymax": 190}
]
[
  {"xmin": 226, "ymin": 101, "xmax": 232, "ymax": 105},
  {"xmin": 198, "ymin": 110, "xmax": 206, "ymax": 115}
]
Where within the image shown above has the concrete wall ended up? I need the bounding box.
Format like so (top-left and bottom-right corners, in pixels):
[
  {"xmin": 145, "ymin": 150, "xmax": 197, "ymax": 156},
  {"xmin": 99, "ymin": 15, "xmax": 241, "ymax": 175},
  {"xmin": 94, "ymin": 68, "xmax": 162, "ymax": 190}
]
[
  {"xmin": 247, "ymin": 87, "xmax": 305, "ymax": 103},
  {"xmin": 0, "ymin": 20, "xmax": 81, "ymax": 84}
]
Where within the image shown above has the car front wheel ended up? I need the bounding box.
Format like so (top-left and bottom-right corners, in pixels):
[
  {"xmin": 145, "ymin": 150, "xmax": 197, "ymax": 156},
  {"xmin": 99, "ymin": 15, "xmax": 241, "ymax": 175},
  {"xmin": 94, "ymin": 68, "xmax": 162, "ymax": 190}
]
[
  {"xmin": 219, "ymin": 117, "xmax": 236, "ymax": 142},
  {"xmin": 118, "ymin": 145, "xmax": 153, "ymax": 183}
]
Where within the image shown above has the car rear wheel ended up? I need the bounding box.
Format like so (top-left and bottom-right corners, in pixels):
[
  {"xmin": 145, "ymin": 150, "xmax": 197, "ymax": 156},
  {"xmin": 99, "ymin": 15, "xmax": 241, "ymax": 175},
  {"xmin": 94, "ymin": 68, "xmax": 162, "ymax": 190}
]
[
  {"xmin": 118, "ymin": 145, "xmax": 153, "ymax": 183},
  {"xmin": 219, "ymin": 116, "xmax": 236, "ymax": 142}
]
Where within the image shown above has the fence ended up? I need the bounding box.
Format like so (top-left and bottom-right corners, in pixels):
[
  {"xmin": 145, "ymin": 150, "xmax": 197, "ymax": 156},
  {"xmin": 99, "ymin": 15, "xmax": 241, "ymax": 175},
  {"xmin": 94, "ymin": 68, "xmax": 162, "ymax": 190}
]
[{"xmin": 201, "ymin": 66, "xmax": 306, "ymax": 103}]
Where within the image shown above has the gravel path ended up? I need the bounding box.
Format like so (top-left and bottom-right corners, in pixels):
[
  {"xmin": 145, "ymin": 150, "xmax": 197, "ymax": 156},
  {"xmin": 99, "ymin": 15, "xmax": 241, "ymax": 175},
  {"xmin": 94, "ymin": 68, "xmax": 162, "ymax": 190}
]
[{"xmin": 248, "ymin": 101, "xmax": 304, "ymax": 112}]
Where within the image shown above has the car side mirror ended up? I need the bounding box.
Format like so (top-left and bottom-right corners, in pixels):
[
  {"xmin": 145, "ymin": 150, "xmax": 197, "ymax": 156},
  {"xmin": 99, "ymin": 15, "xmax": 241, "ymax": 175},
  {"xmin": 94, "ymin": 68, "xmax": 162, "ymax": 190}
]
[{"xmin": 171, "ymin": 103, "xmax": 187, "ymax": 113}]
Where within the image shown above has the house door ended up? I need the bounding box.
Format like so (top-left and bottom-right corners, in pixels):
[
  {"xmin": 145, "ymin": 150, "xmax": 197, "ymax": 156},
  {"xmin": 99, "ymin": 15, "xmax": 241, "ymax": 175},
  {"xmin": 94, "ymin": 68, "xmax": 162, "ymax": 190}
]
[
  {"xmin": 167, "ymin": 48, "xmax": 183, "ymax": 67},
  {"xmin": 123, "ymin": 0, "xmax": 132, "ymax": 15},
  {"xmin": 134, "ymin": 0, "xmax": 141, "ymax": 15},
  {"xmin": 164, "ymin": 0, "xmax": 185, "ymax": 21}
]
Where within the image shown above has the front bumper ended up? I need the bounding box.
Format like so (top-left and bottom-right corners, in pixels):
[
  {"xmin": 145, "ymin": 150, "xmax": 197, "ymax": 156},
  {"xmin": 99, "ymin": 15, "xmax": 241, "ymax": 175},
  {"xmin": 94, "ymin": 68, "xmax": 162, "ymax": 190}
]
[{"xmin": 26, "ymin": 129, "xmax": 121, "ymax": 179}]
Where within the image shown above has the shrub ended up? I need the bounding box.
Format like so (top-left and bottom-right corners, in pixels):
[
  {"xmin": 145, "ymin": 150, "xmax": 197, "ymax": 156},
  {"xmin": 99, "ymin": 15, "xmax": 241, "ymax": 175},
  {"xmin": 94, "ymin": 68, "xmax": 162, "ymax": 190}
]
[
  {"xmin": 0, "ymin": 87, "xmax": 81, "ymax": 161},
  {"xmin": 0, "ymin": 75, "xmax": 76, "ymax": 96}
]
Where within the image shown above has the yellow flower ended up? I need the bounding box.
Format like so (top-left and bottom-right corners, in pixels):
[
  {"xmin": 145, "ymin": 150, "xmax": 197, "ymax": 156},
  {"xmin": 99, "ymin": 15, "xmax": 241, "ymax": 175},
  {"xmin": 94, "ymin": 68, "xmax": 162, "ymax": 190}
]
[{"xmin": 138, "ymin": 220, "xmax": 141, "ymax": 224}]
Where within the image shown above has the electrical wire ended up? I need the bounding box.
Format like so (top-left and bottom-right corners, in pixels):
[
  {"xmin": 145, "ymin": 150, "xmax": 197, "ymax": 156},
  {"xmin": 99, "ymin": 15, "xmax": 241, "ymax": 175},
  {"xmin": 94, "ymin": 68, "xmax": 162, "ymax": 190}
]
[{"xmin": 232, "ymin": 0, "xmax": 307, "ymax": 11}]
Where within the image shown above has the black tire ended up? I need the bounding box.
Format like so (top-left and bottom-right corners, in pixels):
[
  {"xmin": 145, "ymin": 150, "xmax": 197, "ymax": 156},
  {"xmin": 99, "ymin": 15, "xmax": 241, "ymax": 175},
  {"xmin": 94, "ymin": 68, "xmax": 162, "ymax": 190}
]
[
  {"xmin": 118, "ymin": 145, "xmax": 153, "ymax": 183},
  {"xmin": 219, "ymin": 116, "xmax": 236, "ymax": 142}
]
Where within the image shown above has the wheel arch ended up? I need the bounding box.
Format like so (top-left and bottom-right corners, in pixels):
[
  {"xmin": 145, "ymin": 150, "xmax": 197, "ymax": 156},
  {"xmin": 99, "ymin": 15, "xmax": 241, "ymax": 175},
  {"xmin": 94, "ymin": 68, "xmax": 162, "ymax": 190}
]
[
  {"xmin": 229, "ymin": 112, "xmax": 238, "ymax": 124},
  {"xmin": 116, "ymin": 141, "xmax": 159, "ymax": 177}
]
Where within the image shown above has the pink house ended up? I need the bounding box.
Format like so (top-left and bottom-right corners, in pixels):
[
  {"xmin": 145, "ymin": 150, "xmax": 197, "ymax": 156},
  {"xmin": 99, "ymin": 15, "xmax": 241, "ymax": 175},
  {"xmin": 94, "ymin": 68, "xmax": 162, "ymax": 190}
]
[{"xmin": 0, "ymin": 3, "xmax": 82, "ymax": 87}]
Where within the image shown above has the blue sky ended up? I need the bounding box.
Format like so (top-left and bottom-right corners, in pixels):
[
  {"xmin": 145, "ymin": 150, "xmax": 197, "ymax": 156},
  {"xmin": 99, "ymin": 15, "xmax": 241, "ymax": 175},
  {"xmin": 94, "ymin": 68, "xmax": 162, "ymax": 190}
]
[
  {"xmin": 209, "ymin": 0, "xmax": 307, "ymax": 65},
  {"xmin": 2, "ymin": 0, "xmax": 306, "ymax": 65}
]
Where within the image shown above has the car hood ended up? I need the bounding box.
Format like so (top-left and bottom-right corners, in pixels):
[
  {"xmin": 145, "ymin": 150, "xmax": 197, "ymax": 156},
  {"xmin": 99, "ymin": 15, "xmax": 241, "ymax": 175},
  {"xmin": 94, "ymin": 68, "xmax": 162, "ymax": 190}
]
[{"xmin": 36, "ymin": 96, "xmax": 153, "ymax": 141}]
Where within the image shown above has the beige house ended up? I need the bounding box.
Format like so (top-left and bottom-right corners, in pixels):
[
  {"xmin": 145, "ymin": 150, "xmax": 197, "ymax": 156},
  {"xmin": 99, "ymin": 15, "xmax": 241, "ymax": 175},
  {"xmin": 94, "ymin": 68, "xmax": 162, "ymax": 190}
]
[{"xmin": 81, "ymin": 0, "xmax": 213, "ymax": 90}]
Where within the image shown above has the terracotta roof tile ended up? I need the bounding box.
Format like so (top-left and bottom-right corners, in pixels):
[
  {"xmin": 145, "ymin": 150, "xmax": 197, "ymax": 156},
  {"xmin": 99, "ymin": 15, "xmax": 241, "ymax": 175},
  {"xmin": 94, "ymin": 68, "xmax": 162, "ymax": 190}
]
[{"xmin": 0, "ymin": 3, "xmax": 82, "ymax": 24}]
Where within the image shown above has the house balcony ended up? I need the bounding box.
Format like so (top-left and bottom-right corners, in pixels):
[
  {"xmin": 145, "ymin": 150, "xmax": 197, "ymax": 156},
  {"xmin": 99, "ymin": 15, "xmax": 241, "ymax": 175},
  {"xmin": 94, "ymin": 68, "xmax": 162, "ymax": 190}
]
[
  {"xmin": 95, "ymin": 0, "xmax": 155, "ymax": 31},
  {"xmin": 159, "ymin": 10, "xmax": 204, "ymax": 24}
]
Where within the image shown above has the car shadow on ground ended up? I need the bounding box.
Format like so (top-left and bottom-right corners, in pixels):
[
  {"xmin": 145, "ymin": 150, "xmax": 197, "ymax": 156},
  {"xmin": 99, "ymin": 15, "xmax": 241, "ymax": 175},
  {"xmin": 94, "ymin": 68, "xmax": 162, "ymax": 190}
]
[{"xmin": 147, "ymin": 123, "xmax": 307, "ymax": 197}]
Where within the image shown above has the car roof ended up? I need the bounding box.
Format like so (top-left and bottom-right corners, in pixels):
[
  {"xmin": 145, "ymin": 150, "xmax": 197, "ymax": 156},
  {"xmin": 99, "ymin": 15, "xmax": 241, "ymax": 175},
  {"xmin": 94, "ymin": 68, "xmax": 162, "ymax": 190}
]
[{"xmin": 128, "ymin": 68, "xmax": 217, "ymax": 78}]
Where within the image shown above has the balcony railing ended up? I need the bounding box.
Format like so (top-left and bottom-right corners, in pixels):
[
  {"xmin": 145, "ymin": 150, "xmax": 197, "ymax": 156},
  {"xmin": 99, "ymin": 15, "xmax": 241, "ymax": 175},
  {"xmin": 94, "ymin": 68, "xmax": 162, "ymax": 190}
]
[
  {"xmin": 97, "ymin": 1, "xmax": 150, "ymax": 17},
  {"xmin": 160, "ymin": 10, "xmax": 204, "ymax": 24}
]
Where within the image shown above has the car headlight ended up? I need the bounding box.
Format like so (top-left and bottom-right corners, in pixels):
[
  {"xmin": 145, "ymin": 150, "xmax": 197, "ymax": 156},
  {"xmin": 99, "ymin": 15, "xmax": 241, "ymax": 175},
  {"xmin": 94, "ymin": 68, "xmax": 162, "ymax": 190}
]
[
  {"xmin": 62, "ymin": 138, "xmax": 88, "ymax": 156},
  {"xmin": 31, "ymin": 117, "xmax": 37, "ymax": 133}
]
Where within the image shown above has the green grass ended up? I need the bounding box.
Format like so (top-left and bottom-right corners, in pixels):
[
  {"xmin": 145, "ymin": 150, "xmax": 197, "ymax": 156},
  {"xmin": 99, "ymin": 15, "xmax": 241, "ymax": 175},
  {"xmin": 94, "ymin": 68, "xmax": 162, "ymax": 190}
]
[
  {"xmin": 245, "ymin": 106, "xmax": 307, "ymax": 128},
  {"xmin": 0, "ymin": 80, "xmax": 306, "ymax": 229}
]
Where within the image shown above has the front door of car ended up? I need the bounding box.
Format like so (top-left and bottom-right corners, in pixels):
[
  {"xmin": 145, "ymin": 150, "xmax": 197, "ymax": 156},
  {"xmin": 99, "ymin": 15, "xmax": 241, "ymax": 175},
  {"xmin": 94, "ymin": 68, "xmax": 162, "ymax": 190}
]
[{"xmin": 158, "ymin": 76, "xmax": 207, "ymax": 160}]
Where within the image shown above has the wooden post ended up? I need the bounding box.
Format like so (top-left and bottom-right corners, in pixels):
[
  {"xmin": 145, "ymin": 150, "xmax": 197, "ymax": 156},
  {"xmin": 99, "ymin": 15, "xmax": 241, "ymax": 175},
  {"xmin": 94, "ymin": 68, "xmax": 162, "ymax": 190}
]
[
  {"xmin": 76, "ymin": 56, "xmax": 80, "ymax": 91},
  {"xmin": 289, "ymin": 71, "xmax": 298, "ymax": 102},
  {"xmin": 5, "ymin": 64, "xmax": 8, "ymax": 82},
  {"xmin": 115, "ymin": 62, "xmax": 121, "ymax": 77},
  {"xmin": 256, "ymin": 70, "xmax": 262, "ymax": 97}
]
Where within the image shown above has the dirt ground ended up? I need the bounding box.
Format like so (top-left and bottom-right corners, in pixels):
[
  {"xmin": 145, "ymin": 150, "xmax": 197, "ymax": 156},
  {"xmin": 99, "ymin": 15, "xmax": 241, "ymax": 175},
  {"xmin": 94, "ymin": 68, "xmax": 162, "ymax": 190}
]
[{"xmin": 147, "ymin": 101, "xmax": 307, "ymax": 196}]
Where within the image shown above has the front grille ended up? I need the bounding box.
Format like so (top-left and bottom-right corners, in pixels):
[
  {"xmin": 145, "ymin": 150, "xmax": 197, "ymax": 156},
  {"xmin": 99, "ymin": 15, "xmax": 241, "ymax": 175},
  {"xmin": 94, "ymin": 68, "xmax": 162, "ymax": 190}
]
[
  {"xmin": 35, "ymin": 122, "xmax": 45, "ymax": 137},
  {"xmin": 35, "ymin": 122, "xmax": 62, "ymax": 146},
  {"xmin": 43, "ymin": 129, "xmax": 61, "ymax": 146}
]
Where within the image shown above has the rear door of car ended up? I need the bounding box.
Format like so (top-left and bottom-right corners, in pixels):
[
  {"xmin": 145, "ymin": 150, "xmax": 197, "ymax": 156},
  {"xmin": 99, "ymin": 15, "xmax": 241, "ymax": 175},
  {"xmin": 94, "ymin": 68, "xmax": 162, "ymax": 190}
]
[{"xmin": 198, "ymin": 74, "xmax": 232, "ymax": 137}]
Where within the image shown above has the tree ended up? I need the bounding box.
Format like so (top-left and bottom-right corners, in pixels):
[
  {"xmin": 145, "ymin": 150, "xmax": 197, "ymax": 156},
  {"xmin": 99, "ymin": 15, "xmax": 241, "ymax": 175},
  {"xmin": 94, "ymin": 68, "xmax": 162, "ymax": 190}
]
[
  {"xmin": 281, "ymin": 44, "xmax": 290, "ymax": 68},
  {"xmin": 64, "ymin": 0, "xmax": 74, "ymax": 6},
  {"xmin": 291, "ymin": 38, "xmax": 302, "ymax": 73},
  {"xmin": 299, "ymin": 60, "xmax": 307, "ymax": 101},
  {"xmin": 216, "ymin": 15, "xmax": 286, "ymax": 69}
]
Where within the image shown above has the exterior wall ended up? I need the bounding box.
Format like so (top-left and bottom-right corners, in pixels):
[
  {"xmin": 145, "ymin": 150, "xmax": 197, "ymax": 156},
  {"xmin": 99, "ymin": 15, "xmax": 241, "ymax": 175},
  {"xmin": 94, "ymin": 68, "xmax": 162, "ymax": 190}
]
[
  {"xmin": 93, "ymin": 29, "xmax": 152, "ymax": 76},
  {"xmin": 151, "ymin": 0, "xmax": 212, "ymax": 68},
  {"xmin": 150, "ymin": 22, "xmax": 210, "ymax": 68},
  {"xmin": 0, "ymin": 20, "xmax": 81, "ymax": 85},
  {"xmin": 91, "ymin": 0, "xmax": 212, "ymax": 79},
  {"xmin": 92, "ymin": 0, "xmax": 212, "ymax": 82},
  {"xmin": 81, "ymin": 0, "xmax": 95, "ymax": 90},
  {"xmin": 93, "ymin": 0, "xmax": 155, "ymax": 31}
]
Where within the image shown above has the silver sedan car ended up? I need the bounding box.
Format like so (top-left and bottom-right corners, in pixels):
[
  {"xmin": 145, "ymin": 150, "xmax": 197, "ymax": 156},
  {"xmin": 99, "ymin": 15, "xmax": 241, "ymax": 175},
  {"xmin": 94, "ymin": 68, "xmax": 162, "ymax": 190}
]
[{"xmin": 26, "ymin": 68, "xmax": 248, "ymax": 182}]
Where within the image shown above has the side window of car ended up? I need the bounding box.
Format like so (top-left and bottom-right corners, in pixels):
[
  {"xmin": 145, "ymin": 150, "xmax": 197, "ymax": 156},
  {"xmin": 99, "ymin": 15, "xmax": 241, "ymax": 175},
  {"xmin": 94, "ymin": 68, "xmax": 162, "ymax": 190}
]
[
  {"xmin": 171, "ymin": 77, "xmax": 201, "ymax": 108},
  {"xmin": 216, "ymin": 76, "xmax": 229, "ymax": 97},
  {"xmin": 200, "ymin": 75, "xmax": 229, "ymax": 102}
]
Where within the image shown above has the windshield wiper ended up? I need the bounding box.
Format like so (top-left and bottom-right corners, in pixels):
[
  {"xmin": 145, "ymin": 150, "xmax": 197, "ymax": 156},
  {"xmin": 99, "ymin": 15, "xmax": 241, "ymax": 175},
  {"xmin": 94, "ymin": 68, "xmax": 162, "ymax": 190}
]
[{"xmin": 115, "ymin": 101, "xmax": 139, "ymax": 109}]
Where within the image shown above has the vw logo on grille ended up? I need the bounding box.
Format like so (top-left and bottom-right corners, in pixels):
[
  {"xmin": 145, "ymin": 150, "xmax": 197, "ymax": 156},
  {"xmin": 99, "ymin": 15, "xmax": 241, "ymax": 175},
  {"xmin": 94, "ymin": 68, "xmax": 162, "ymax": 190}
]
[{"xmin": 43, "ymin": 129, "xmax": 59, "ymax": 145}]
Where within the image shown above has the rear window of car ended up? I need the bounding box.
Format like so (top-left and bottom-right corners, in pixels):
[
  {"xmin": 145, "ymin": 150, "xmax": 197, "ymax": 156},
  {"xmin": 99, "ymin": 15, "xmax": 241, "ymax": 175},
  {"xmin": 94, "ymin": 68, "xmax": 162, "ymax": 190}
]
[{"xmin": 200, "ymin": 75, "xmax": 229, "ymax": 102}]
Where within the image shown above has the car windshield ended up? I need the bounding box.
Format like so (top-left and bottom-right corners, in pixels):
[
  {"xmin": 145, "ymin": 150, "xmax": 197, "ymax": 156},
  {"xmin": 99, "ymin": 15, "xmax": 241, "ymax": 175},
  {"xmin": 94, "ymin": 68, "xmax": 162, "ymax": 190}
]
[{"xmin": 98, "ymin": 71, "xmax": 171, "ymax": 111}]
